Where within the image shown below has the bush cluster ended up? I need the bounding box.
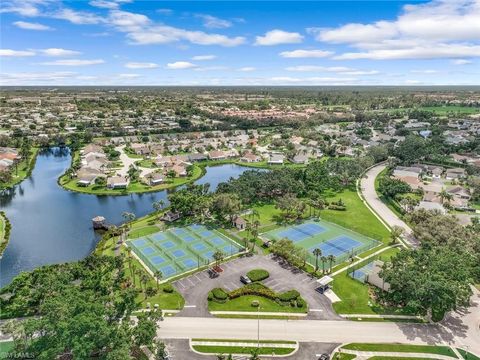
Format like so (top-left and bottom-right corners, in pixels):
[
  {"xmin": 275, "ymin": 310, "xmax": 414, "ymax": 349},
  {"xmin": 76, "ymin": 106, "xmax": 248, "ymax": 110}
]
[
  {"xmin": 246, "ymin": 269, "xmax": 270, "ymax": 282},
  {"xmin": 162, "ymin": 284, "xmax": 174, "ymax": 293},
  {"xmin": 209, "ymin": 283, "xmax": 306, "ymax": 309}
]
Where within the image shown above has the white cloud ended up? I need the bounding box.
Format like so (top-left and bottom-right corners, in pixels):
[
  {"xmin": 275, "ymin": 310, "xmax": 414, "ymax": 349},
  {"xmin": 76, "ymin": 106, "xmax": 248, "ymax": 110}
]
[
  {"xmin": 89, "ymin": 0, "xmax": 119, "ymax": 9},
  {"xmin": 255, "ymin": 29, "xmax": 303, "ymax": 46},
  {"xmin": 279, "ymin": 49, "xmax": 333, "ymax": 58},
  {"xmin": 127, "ymin": 25, "xmax": 245, "ymax": 46},
  {"xmin": 40, "ymin": 48, "xmax": 81, "ymax": 56},
  {"xmin": 13, "ymin": 21, "xmax": 52, "ymax": 31},
  {"xmin": 40, "ymin": 59, "xmax": 105, "ymax": 66},
  {"xmin": 315, "ymin": 0, "xmax": 480, "ymax": 61},
  {"xmin": 0, "ymin": 49, "xmax": 36, "ymax": 57},
  {"xmin": 334, "ymin": 44, "xmax": 480, "ymax": 60},
  {"xmin": 166, "ymin": 61, "xmax": 197, "ymax": 69},
  {"xmin": 192, "ymin": 55, "xmax": 217, "ymax": 61},
  {"xmin": 108, "ymin": 10, "xmax": 150, "ymax": 31},
  {"xmin": 410, "ymin": 69, "xmax": 438, "ymax": 74},
  {"xmin": 452, "ymin": 59, "xmax": 472, "ymax": 65},
  {"xmin": 157, "ymin": 8, "xmax": 173, "ymax": 15},
  {"xmin": 286, "ymin": 65, "xmax": 379, "ymax": 75},
  {"xmin": 195, "ymin": 14, "xmax": 232, "ymax": 29},
  {"xmin": 118, "ymin": 73, "xmax": 141, "ymax": 78},
  {"xmin": 53, "ymin": 8, "xmax": 104, "ymax": 25},
  {"xmin": 0, "ymin": 0, "xmax": 45, "ymax": 17},
  {"xmin": 238, "ymin": 67, "xmax": 256, "ymax": 72},
  {"xmin": 0, "ymin": 71, "xmax": 76, "ymax": 85},
  {"xmin": 124, "ymin": 62, "xmax": 158, "ymax": 69}
]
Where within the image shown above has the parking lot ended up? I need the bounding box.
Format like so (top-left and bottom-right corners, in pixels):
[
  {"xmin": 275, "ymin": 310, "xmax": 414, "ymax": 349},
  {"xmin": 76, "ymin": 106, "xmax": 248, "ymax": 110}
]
[{"xmin": 172, "ymin": 254, "xmax": 340, "ymax": 319}]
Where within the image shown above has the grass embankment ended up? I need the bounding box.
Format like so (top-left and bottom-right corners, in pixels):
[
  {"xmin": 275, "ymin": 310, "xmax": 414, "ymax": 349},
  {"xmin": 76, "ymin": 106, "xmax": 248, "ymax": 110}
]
[
  {"xmin": 332, "ymin": 247, "xmax": 416, "ymax": 316},
  {"xmin": 95, "ymin": 218, "xmax": 184, "ymax": 310},
  {"xmin": 59, "ymin": 164, "xmax": 203, "ymax": 195},
  {"xmin": 342, "ymin": 343, "xmax": 457, "ymax": 358},
  {"xmin": 191, "ymin": 340, "xmax": 296, "ymax": 356},
  {"xmin": 0, "ymin": 147, "xmax": 39, "ymax": 190},
  {"xmin": 0, "ymin": 341, "xmax": 14, "ymax": 359},
  {"xmin": 0, "ymin": 211, "xmax": 11, "ymax": 255},
  {"xmin": 457, "ymin": 349, "xmax": 480, "ymax": 360}
]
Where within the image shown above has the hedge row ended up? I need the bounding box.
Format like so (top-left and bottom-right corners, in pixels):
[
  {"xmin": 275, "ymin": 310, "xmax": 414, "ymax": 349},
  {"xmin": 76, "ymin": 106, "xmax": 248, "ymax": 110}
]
[
  {"xmin": 246, "ymin": 269, "xmax": 270, "ymax": 282},
  {"xmin": 209, "ymin": 283, "xmax": 305, "ymax": 309}
]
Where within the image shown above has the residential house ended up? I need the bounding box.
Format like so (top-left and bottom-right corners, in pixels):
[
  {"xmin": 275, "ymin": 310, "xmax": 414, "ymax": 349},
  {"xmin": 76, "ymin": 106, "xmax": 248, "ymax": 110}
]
[
  {"xmin": 107, "ymin": 176, "xmax": 129, "ymax": 189},
  {"xmin": 232, "ymin": 216, "xmax": 247, "ymax": 230},
  {"xmin": 268, "ymin": 153, "xmax": 285, "ymax": 165},
  {"xmin": 446, "ymin": 168, "xmax": 466, "ymax": 180},
  {"xmin": 240, "ymin": 152, "xmax": 261, "ymax": 163},
  {"xmin": 208, "ymin": 150, "xmax": 226, "ymax": 160},
  {"xmin": 290, "ymin": 153, "xmax": 309, "ymax": 164}
]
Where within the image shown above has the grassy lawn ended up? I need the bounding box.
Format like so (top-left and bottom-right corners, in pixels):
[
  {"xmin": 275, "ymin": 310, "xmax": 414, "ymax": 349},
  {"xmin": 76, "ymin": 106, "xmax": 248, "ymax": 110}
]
[
  {"xmin": 368, "ymin": 357, "xmax": 438, "ymax": 360},
  {"xmin": 331, "ymin": 353, "xmax": 357, "ymax": 360},
  {"xmin": 342, "ymin": 344, "xmax": 456, "ymax": 357},
  {"xmin": 136, "ymin": 159, "xmax": 157, "ymax": 168},
  {"xmin": 457, "ymin": 349, "xmax": 480, "ymax": 360},
  {"xmin": 128, "ymin": 225, "xmax": 160, "ymax": 239},
  {"xmin": 0, "ymin": 147, "xmax": 39, "ymax": 190},
  {"xmin": 321, "ymin": 190, "xmax": 390, "ymax": 243},
  {"xmin": 208, "ymin": 295, "xmax": 307, "ymax": 313},
  {"xmin": 0, "ymin": 341, "xmax": 14, "ymax": 359},
  {"xmin": 59, "ymin": 164, "xmax": 203, "ymax": 195},
  {"xmin": 332, "ymin": 247, "xmax": 416, "ymax": 316},
  {"xmin": 192, "ymin": 345, "xmax": 294, "ymax": 356}
]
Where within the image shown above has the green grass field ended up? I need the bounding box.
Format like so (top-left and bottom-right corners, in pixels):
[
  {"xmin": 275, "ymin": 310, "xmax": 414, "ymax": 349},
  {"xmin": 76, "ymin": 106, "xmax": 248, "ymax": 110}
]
[
  {"xmin": 0, "ymin": 341, "xmax": 14, "ymax": 359},
  {"xmin": 0, "ymin": 147, "xmax": 39, "ymax": 190},
  {"xmin": 341, "ymin": 343, "xmax": 457, "ymax": 357}
]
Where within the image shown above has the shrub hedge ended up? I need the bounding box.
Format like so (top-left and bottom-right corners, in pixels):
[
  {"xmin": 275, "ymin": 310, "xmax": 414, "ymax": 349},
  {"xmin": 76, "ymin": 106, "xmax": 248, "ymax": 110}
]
[
  {"xmin": 163, "ymin": 284, "xmax": 174, "ymax": 293},
  {"xmin": 246, "ymin": 269, "xmax": 270, "ymax": 282},
  {"xmin": 212, "ymin": 288, "xmax": 228, "ymax": 301}
]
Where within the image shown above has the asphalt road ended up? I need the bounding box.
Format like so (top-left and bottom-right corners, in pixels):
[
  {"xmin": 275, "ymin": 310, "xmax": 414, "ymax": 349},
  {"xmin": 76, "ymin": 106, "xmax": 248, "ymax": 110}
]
[{"xmin": 360, "ymin": 164, "xmax": 418, "ymax": 247}]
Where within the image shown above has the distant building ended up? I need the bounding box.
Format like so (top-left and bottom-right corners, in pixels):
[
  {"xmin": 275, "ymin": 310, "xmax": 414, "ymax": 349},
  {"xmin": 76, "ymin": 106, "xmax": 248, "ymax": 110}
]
[
  {"xmin": 107, "ymin": 176, "xmax": 128, "ymax": 189},
  {"xmin": 268, "ymin": 153, "xmax": 285, "ymax": 165}
]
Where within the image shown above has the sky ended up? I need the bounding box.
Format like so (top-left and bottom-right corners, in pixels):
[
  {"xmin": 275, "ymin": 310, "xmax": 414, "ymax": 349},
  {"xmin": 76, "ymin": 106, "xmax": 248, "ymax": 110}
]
[{"xmin": 0, "ymin": 0, "xmax": 479, "ymax": 86}]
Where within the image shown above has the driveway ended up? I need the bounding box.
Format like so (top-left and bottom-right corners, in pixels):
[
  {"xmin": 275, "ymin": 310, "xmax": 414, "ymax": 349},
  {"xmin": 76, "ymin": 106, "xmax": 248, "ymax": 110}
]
[
  {"xmin": 115, "ymin": 145, "xmax": 156, "ymax": 178},
  {"xmin": 360, "ymin": 164, "xmax": 418, "ymax": 247},
  {"xmin": 172, "ymin": 254, "xmax": 339, "ymax": 320}
]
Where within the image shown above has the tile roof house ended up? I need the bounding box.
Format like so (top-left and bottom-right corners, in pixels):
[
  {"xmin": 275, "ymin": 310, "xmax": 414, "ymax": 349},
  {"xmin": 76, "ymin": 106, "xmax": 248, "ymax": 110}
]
[{"xmin": 107, "ymin": 176, "xmax": 129, "ymax": 189}]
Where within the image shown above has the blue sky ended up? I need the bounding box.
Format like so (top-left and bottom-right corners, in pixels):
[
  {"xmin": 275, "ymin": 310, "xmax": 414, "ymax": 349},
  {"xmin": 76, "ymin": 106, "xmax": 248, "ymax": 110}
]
[{"xmin": 1, "ymin": 0, "xmax": 479, "ymax": 85}]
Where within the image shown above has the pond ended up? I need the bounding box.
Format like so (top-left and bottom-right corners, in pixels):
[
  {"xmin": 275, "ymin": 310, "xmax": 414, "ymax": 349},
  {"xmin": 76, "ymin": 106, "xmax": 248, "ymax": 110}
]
[{"xmin": 0, "ymin": 148, "xmax": 257, "ymax": 286}]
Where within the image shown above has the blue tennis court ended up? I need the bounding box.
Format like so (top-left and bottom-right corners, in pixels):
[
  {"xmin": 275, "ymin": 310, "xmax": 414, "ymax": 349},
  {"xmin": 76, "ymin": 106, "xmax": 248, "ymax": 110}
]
[
  {"xmin": 141, "ymin": 246, "xmax": 155, "ymax": 255},
  {"xmin": 132, "ymin": 238, "xmax": 147, "ymax": 247},
  {"xmin": 263, "ymin": 219, "xmax": 380, "ymax": 266},
  {"xmin": 278, "ymin": 228, "xmax": 309, "ymax": 242},
  {"xmin": 151, "ymin": 233, "xmax": 166, "ymax": 242},
  {"xmin": 211, "ymin": 237, "xmax": 224, "ymax": 246},
  {"xmin": 349, "ymin": 261, "xmax": 375, "ymax": 283},
  {"xmin": 201, "ymin": 230, "xmax": 213, "ymax": 238},
  {"xmin": 328, "ymin": 236, "xmax": 362, "ymax": 252},
  {"xmin": 296, "ymin": 223, "xmax": 326, "ymax": 236},
  {"xmin": 182, "ymin": 235, "xmax": 196, "ymax": 242},
  {"xmin": 183, "ymin": 258, "xmax": 197, "ymax": 268},
  {"xmin": 172, "ymin": 249, "xmax": 186, "ymax": 258},
  {"xmin": 160, "ymin": 265, "xmax": 176, "ymax": 276},
  {"xmin": 151, "ymin": 256, "xmax": 165, "ymax": 265},
  {"xmin": 160, "ymin": 241, "xmax": 175, "ymax": 249},
  {"xmin": 193, "ymin": 243, "xmax": 207, "ymax": 251},
  {"xmin": 128, "ymin": 225, "xmax": 244, "ymax": 280}
]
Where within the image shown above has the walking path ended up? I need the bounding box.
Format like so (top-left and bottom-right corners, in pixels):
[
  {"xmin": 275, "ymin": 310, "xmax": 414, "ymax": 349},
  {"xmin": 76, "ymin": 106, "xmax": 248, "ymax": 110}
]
[
  {"xmin": 339, "ymin": 314, "xmax": 422, "ymax": 320},
  {"xmin": 359, "ymin": 164, "xmax": 418, "ymax": 247},
  {"xmin": 115, "ymin": 145, "xmax": 156, "ymax": 178},
  {"xmin": 210, "ymin": 311, "xmax": 307, "ymax": 317},
  {"xmin": 190, "ymin": 340, "xmax": 297, "ymax": 349},
  {"xmin": 339, "ymin": 348, "xmax": 457, "ymax": 360}
]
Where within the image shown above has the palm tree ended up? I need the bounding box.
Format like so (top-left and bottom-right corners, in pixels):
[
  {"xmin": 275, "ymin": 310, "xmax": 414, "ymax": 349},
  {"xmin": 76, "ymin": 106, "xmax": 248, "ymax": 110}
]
[
  {"xmin": 213, "ymin": 250, "xmax": 225, "ymax": 269},
  {"xmin": 312, "ymin": 248, "xmax": 322, "ymax": 272},
  {"xmin": 126, "ymin": 247, "xmax": 134, "ymax": 282},
  {"xmin": 320, "ymin": 256, "xmax": 327, "ymax": 274},
  {"xmin": 439, "ymin": 188, "xmax": 453, "ymax": 206},
  {"xmin": 327, "ymin": 254, "xmax": 336, "ymax": 273},
  {"xmin": 140, "ymin": 273, "xmax": 150, "ymax": 299},
  {"xmin": 122, "ymin": 211, "xmax": 136, "ymax": 238},
  {"xmin": 390, "ymin": 225, "xmax": 404, "ymax": 244},
  {"xmin": 155, "ymin": 270, "xmax": 162, "ymax": 291}
]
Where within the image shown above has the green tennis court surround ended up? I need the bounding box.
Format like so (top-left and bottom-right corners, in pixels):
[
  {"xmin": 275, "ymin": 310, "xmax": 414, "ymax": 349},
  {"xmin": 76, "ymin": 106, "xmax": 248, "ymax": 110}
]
[
  {"xmin": 262, "ymin": 219, "xmax": 380, "ymax": 265},
  {"xmin": 127, "ymin": 224, "xmax": 244, "ymax": 279}
]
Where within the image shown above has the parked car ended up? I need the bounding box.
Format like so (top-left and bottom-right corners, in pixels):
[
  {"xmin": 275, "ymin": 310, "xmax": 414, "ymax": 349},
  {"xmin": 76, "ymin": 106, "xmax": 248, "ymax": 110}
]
[
  {"xmin": 240, "ymin": 275, "xmax": 252, "ymax": 284},
  {"xmin": 318, "ymin": 353, "xmax": 329, "ymax": 360},
  {"xmin": 208, "ymin": 268, "xmax": 219, "ymax": 278}
]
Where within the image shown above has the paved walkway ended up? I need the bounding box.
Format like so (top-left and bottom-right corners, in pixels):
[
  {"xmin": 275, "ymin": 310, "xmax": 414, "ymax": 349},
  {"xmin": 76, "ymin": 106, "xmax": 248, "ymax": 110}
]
[
  {"xmin": 340, "ymin": 348, "xmax": 457, "ymax": 360},
  {"xmin": 360, "ymin": 164, "xmax": 418, "ymax": 247},
  {"xmin": 190, "ymin": 340, "xmax": 297, "ymax": 349},
  {"xmin": 210, "ymin": 311, "xmax": 307, "ymax": 317},
  {"xmin": 339, "ymin": 314, "xmax": 422, "ymax": 320},
  {"xmin": 115, "ymin": 145, "xmax": 156, "ymax": 178}
]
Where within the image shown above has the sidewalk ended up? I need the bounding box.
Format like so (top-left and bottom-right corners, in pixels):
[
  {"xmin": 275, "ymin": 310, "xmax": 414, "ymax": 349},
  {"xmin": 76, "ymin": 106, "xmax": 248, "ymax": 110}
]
[
  {"xmin": 210, "ymin": 310, "xmax": 307, "ymax": 317},
  {"xmin": 340, "ymin": 348, "xmax": 458, "ymax": 360}
]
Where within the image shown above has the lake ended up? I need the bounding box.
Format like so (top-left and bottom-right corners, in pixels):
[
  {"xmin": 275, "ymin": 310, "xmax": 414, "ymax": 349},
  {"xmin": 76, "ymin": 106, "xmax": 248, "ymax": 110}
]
[{"xmin": 0, "ymin": 148, "xmax": 257, "ymax": 286}]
